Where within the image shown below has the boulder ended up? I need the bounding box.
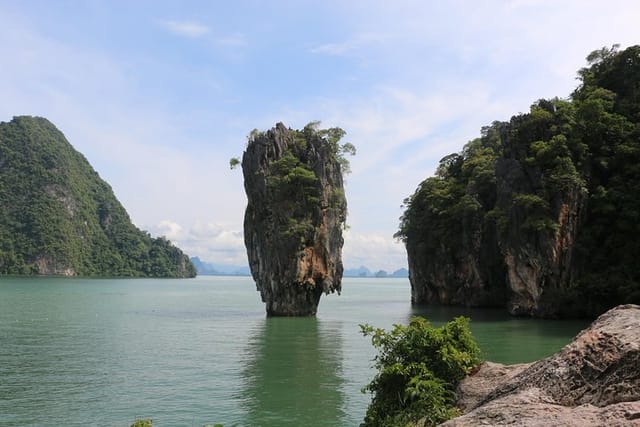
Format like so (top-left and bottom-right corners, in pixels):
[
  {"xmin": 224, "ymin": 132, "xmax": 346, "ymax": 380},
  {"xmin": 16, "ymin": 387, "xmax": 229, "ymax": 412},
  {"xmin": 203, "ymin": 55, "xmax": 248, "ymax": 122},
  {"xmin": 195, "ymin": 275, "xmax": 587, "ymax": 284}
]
[{"xmin": 441, "ymin": 305, "xmax": 640, "ymax": 426}]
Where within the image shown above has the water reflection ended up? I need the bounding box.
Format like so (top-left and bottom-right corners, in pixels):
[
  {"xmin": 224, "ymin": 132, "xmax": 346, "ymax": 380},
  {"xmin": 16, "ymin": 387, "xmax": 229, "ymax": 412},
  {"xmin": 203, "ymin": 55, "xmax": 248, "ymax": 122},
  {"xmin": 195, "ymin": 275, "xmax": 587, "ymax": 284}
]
[{"xmin": 240, "ymin": 317, "xmax": 346, "ymax": 427}]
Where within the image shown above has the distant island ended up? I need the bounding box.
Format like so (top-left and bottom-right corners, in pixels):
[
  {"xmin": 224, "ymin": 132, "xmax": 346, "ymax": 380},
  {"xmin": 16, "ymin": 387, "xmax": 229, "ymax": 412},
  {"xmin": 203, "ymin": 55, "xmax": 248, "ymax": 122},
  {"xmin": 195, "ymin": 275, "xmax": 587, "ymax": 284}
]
[
  {"xmin": 191, "ymin": 257, "xmax": 408, "ymax": 279},
  {"xmin": 0, "ymin": 116, "xmax": 196, "ymax": 278},
  {"xmin": 190, "ymin": 257, "xmax": 251, "ymax": 276},
  {"xmin": 343, "ymin": 266, "xmax": 409, "ymax": 278}
]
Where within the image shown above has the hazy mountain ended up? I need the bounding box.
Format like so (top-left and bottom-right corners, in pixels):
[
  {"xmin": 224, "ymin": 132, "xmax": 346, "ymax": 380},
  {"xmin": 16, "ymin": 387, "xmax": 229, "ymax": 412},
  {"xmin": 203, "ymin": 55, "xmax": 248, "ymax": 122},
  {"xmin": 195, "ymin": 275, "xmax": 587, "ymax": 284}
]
[
  {"xmin": 343, "ymin": 265, "xmax": 372, "ymax": 277},
  {"xmin": 391, "ymin": 268, "xmax": 409, "ymax": 278},
  {"xmin": 190, "ymin": 257, "xmax": 250, "ymax": 276},
  {"xmin": 343, "ymin": 265, "xmax": 408, "ymax": 278}
]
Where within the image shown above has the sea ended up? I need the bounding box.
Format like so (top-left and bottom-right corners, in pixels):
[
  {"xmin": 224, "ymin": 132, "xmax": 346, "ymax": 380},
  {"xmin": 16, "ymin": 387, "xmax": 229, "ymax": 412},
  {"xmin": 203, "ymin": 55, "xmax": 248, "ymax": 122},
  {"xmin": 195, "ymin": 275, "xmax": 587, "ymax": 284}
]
[{"xmin": 0, "ymin": 276, "xmax": 589, "ymax": 426}]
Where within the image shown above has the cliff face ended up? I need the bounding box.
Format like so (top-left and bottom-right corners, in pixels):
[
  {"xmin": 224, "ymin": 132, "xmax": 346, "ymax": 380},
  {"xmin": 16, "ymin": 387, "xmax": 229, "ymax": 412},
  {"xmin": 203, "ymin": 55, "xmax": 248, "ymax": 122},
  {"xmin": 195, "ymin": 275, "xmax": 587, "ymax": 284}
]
[
  {"xmin": 492, "ymin": 116, "xmax": 587, "ymax": 316},
  {"xmin": 400, "ymin": 45, "xmax": 640, "ymax": 317},
  {"xmin": 402, "ymin": 108, "xmax": 589, "ymax": 317},
  {"xmin": 406, "ymin": 217, "xmax": 506, "ymax": 308},
  {"xmin": 0, "ymin": 116, "xmax": 196, "ymax": 278},
  {"xmin": 399, "ymin": 128, "xmax": 508, "ymax": 310},
  {"xmin": 242, "ymin": 123, "xmax": 348, "ymax": 316}
]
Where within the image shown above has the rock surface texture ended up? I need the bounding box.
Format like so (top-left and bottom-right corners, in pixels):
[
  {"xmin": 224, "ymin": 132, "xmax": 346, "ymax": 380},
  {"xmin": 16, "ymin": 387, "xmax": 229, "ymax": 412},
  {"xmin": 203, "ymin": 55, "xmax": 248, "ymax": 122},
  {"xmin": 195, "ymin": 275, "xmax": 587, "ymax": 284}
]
[
  {"xmin": 241, "ymin": 123, "xmax": 347, "ymax": 316},
  {"xmin": 441, "ymin": 304, "xmax": 640, "ymax": 426}
]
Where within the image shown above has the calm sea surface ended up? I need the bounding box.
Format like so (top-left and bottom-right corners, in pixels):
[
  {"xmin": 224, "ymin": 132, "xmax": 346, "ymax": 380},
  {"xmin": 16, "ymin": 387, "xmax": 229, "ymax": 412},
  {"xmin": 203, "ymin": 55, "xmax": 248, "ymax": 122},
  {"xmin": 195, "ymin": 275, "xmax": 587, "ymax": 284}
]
[{"xmin": 0, "ymin": 276, "xmax": 588, "ymax": 426}]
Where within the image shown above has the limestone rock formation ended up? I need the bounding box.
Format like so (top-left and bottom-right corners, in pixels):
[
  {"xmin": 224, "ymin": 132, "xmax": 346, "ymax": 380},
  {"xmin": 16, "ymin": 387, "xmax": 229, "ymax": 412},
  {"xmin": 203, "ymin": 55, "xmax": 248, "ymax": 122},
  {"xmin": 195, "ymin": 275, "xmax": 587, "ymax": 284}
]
[
  {"xmin": 493, "ymin": 148, "xmax": 586, "ymax": 317},
  {"xmin": 241, "ymin": 122, "xmax": 349, "ymax": 316},
  {"xmin": 441, "ymin": 304, "xmax": 640, "ymax": 426},
  {"xmin": 400, "ymin": 45, "xmax": 640, "ymax": 317}
]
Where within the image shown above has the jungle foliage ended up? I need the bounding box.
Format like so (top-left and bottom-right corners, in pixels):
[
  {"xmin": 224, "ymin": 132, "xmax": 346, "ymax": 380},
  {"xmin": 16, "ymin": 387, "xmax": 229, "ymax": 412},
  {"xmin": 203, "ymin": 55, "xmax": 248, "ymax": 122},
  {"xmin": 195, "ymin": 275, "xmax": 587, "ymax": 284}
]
[{"xmin": 0, "ymin": 116, "xmax": 196, "ymax": 277}]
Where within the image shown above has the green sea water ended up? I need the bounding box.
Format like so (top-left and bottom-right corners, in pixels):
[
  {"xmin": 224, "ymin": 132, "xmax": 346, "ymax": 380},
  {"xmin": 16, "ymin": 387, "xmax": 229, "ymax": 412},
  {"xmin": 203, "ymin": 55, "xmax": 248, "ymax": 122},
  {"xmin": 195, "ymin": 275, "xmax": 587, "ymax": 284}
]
[{"xmin": 0, "ymin": 276, "xmax": 588, "ymax": 426}]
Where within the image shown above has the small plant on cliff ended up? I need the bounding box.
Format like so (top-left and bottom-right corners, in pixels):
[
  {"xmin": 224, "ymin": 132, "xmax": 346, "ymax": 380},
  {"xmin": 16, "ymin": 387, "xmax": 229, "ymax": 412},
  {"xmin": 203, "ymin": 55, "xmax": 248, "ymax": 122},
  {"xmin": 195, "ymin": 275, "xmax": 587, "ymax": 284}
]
[
  {"xmin": 360, "ymin": 316, "xmax": 481, "ymax": 427},
  {"xmin": 299, "ymin": 120, "xmax": 356, "ymax": 174}
]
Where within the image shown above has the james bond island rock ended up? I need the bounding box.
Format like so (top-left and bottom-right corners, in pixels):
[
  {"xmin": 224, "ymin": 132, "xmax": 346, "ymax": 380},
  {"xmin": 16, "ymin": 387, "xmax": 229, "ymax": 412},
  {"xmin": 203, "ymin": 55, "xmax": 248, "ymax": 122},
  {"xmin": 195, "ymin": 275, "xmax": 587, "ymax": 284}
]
[
  {"xmin": 441, "ymin": 304, "xmax": 640, "ymax": 426},
  {"xmin": 397, "ymin": 45, "xmax": 640, "ymax": 318},
  {"xmin": 0, "ymin": 116, "xmax": 196, "ymax": 278},
  {"xmin": 240, "ymin": 122, "xmax": 354, "ymax": 316}
]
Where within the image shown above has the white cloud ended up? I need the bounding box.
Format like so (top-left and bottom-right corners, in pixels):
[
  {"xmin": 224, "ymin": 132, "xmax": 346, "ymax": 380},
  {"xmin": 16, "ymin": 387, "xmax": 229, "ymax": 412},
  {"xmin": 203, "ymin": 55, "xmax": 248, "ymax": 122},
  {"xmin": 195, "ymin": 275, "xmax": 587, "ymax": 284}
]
[
  {"xmin": 147, "ymin": 221, "xmax": 247, "ymax": 266},
  {"xmin": 145, "ymin": 219, "xmax": 408, "ymax": 273},
  {"xmin": 311, "ymin": 33, "xmax": 389, "ymax": 56},
  {"xmin": 158, "ymin": 19, "xmax": 247, "ymax": 49},
  {"xmin": 150, "ymin": 220, "xmax": 184, "ymax": 241},
  {"xmin": 160, "ymin": 20, "xmax": 211, "ymax": 38}
]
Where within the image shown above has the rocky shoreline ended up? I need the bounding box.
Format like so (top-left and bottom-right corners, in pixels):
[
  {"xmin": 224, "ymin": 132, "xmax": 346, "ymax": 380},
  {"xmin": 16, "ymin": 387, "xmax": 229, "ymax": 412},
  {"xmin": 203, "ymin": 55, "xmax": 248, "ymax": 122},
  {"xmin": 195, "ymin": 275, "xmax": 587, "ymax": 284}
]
[{"xmin": 441, "ymin": 305, "xmax": 640, "ymax": 426}]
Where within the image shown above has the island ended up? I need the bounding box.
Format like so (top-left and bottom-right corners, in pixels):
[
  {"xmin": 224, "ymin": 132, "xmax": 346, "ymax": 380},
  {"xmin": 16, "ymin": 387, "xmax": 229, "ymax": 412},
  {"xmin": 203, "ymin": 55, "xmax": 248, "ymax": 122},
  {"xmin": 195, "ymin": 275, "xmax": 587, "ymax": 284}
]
[
  {"xmin": 239, "ymin": 122, "xmax": 354, "ymax": 316},
  {"xmin": 397, "ymin": 45, "xmax": 640, "ymax": 318},
  {"xmin": 0, "ymin": 116, "xmax": 196, "ymax": 278}
]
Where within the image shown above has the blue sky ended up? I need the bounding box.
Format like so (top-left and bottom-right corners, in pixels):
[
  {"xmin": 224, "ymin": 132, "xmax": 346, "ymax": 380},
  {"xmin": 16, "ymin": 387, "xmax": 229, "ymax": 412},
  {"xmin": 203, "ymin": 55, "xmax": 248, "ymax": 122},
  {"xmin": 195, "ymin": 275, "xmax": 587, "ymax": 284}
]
[{"xmin": 1, "ymin": 0, "xmax": 638, "ymax": 271}]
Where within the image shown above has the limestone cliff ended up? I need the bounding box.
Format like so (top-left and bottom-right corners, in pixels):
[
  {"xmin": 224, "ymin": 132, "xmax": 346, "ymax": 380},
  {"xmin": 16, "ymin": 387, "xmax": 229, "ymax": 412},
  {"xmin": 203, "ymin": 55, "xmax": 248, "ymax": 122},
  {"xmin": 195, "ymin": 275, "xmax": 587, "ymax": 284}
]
[
  {"xmin": 241, "ymin": 122, "xmax": 349, "ymax": 316},
  {"xmin": 399, "ymin": 128, "xmax": 508, "ymax": 310},
  {"xmin": 492, "ymin": 114, "xmax": 587, "ymax": 316},
  {"xmin": 401, "ymin": 107, "xmax": 589, "ymax": 317},
  {"xmin": 399, "ymin": 45, "xmax": 640, "ymax": 317},
  {"xmin": 406, "ymin": 216, "xmax": 506, "ymax": 308}
]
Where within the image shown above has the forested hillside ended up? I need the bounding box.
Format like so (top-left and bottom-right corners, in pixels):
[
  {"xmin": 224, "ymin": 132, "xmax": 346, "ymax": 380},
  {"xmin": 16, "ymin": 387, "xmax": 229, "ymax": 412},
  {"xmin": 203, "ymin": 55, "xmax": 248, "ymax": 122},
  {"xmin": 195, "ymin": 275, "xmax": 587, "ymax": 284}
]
[
  {"xmin": 0, "ymin": 116, "xmax": 196, "ymax": 277},
  {"xmin": 397, "ymin": 45, "xmax": 640, "ymax": 317}
]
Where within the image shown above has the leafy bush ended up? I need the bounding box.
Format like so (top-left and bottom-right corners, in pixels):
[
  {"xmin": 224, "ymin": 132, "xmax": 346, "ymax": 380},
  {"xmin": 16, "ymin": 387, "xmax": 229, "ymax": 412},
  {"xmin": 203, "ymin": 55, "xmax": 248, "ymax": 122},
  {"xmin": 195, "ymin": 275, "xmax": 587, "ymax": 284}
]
[{"xmin": 360, "ymin": 316, "xmax": 481, "ymax": 427}]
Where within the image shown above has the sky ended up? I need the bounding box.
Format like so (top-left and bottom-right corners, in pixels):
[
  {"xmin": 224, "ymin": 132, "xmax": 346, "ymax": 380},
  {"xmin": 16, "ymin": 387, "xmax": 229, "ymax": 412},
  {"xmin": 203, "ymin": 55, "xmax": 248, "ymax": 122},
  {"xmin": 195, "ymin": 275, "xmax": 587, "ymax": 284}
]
[{"xmin": 1, "ymin": 1, "xmax": 638, "ymax": 272}]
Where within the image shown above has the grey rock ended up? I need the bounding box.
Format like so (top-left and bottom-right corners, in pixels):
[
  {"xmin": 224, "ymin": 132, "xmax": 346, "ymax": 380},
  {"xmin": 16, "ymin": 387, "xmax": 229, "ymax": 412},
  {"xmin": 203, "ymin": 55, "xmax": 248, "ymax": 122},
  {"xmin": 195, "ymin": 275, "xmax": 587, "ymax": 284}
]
[{"xmin": 441, "ymin": 304, "xmax": 640, "ymax": 426}]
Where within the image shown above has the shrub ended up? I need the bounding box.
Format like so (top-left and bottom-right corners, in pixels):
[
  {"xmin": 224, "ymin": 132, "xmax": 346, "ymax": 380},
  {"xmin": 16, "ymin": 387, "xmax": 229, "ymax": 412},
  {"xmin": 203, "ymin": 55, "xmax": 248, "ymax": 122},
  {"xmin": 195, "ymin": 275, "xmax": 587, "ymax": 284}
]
[{"xmin": 360, "ymin": 316, "xmax": 481, "ymax": 427}]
